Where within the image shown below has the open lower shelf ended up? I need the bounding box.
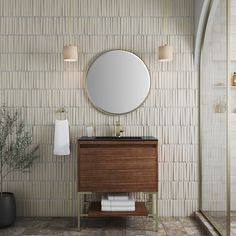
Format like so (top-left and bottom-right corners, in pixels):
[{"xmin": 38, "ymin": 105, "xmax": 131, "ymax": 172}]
[{"xmin": 88, "ymin": 202, "xmax": 148, "ymax": 217}]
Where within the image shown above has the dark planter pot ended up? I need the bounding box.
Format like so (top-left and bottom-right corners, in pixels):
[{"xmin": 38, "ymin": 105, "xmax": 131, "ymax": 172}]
[{"xmin": 0, "ymin": 192, "xmax": 16, "ymax": 228}]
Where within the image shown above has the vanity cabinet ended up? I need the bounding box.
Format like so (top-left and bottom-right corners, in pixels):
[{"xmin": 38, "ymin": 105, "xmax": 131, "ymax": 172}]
[{"xmin": 77, "ymin": 137, "xmax": 158, "ymax": 230}]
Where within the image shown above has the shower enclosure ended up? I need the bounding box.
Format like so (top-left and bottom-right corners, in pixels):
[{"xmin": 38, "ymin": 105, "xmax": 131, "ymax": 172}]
[{"xmin": 199, "ymin": 0, "xmax": 232, "ymax": 235}]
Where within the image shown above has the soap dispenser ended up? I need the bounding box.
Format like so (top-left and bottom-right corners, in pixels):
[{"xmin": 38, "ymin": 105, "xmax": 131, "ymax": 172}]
[
  {"xmin": 115, "ymin": 120, "xmax": 124, "ymax": 137},
  {"xmin": 232, "ymin": 72, "xmax": 236, "ymax": 86}
]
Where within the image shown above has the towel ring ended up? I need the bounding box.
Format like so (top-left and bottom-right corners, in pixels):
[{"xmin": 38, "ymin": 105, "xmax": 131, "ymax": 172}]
[{"xmin": 55, "ymin": 107, "xmax": 68, "ymax": 120}]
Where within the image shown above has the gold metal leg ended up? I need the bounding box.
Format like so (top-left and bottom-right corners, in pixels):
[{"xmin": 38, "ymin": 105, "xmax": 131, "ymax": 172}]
[
  {"xmin": 151, "ymin": 193, "xmax": 158, "ymax": 232},
  {"xmin": 81, "ymin": 193, "xmax": 84, "ymax": 214},
  {"xmin": 152, "ymin": 193, "xmax": 156, "ymax": 216},
  {"xmin": 156, "ymin": 192, "xmax": 158, "ymax": 232},
  {"xmin": 78, "ymin": 192, "xmax": 81, "ymax": 231}
]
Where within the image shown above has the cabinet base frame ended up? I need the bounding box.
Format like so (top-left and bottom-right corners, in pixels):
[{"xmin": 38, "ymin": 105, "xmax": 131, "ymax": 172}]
[{"xmin": 77, "ymin": 192, "xmax": 158, "ymax": 232}]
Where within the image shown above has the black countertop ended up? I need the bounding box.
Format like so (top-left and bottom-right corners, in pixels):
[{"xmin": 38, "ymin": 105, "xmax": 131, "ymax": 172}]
[{"xmin": 78, "ymin": 136, "xmax": 158, "ymax": 141}]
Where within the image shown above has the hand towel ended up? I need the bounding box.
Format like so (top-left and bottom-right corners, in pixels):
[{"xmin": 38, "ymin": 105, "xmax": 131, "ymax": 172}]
[
  {"xmin": 101, "ymin": 201, "xmax": 135, "ymax": 207},
  {"xmin": 53, "ymin": 119, "xmax": 70, "ymax": 156}
]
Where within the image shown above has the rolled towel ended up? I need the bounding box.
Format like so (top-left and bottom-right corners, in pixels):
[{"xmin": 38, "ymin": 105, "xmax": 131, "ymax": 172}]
[{"xmin": 53, "ymin": 119, "xmax": 70, "ymax": 156}]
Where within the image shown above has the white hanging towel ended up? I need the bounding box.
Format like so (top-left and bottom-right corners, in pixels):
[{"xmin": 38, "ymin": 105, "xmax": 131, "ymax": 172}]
[{"xmin": 53, "ymin": 119, "xmax": 70, "ymax": 156}]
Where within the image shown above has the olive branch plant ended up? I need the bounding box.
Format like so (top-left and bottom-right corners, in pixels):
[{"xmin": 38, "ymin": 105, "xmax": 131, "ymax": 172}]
[{"xmin": 0, "ymin": 106, "xmax": 39, "ymax": 195}]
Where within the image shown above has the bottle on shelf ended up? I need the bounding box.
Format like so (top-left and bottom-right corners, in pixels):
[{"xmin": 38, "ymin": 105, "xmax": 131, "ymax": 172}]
[
  {"xmin": 213, "ymin": 96, "xmax": 227, "ymax": 113},
  {"xmin": 214, "ymin": 97, "xmax": 221, "ymax": 113},
  {"xmin": 232, "ymin": 72, "xmax": 236, "ymax": 86}
]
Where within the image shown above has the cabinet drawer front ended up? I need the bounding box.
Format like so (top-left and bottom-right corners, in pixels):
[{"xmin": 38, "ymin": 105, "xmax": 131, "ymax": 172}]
[
  {"xmin": 80, "ymin": 155, "xmax": 156, "ymax": 170},
  {"xmin": 79, "ymin": 155, "xmax": 157, "ymax": 192},
  {"xmin": 78, "ymin": 141, "xmax": 158, "ymax": 192}
]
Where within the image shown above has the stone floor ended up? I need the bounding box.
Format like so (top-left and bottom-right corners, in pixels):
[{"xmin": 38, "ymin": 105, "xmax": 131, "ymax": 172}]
[
  {"xmin": 231, "ymin": 212, "xmax": 236, "ymax": 236},
  {"xmin": 0, "ymin": 216, "xmax": 207, "ymax": 236},
  {"xmin": 194, "ymin": 212, "xmax": 220, "ymax": 236},
  {"xmin": 197, "ymin": 211, "xmax": 236, "ymax": 235}
]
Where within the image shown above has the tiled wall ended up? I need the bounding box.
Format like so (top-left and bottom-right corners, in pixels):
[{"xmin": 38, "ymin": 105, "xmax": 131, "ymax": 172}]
[{"xmin": 0, "ymin": 0, "xmax": 198, "ymax": 217}]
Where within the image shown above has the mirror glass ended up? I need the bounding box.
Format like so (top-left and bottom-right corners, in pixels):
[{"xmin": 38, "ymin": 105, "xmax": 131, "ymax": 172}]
[{"xmin": 86, "ymin": 50, "xmax": 150, "ymax": 115}]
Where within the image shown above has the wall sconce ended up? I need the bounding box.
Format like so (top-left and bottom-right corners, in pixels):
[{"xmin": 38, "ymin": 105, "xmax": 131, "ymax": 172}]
[
  {"xmin": 63, "ymin": 45, "xmax": 78, "ymax": 62},
  {"xmin": 63, "ymin": 0, "xmax": 78, "ymax": 62},
  {"xmin": 158, "ymin": 0, "xmax": 173, "ymax": 62},
  {"xmin": 158, "ymin": 44, "xmax": 173, "ymax": 62}
]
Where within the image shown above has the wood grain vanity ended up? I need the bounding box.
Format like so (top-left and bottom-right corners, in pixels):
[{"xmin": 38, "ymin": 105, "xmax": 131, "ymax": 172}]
[{"xmin": 77, "ymin": 136, "xmax": 158, "ymax": 231}]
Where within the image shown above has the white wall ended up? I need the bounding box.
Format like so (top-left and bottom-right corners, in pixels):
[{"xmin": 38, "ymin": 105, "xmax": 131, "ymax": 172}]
[{"xmin": 0, "ymin": 0, "xmax": 198, "ymax": 217}]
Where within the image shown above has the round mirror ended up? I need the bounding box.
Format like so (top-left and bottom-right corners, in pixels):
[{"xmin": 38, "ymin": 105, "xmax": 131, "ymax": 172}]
[{"xmin": 86, "ymin": 50, "xmax": 150, "ymax": 115}]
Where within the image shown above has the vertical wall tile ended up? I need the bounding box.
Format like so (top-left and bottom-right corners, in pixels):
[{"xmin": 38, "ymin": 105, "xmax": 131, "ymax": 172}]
[{"xmin": 0, "ymin": 0, "xmax": 197, "ymax": 217}]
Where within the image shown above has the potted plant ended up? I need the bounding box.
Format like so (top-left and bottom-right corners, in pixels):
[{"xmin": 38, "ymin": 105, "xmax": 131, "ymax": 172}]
[{"xmin": 0, "ymin": 106, "xmax": 39, "ymax": 227}]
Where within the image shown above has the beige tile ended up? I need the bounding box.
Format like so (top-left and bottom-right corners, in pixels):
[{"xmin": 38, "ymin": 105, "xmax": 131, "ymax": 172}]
[{"xmin": 0, "ymin": 0, "xmax": 197, "ymax": 218}]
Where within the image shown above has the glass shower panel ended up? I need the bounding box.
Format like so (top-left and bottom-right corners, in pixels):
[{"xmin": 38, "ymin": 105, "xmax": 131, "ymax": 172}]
[
  {"xmin": 200, "ymin": 0, "xmax": 229, "ymax": 235},
  {"xmin": 231, "ymin": 0, "xmax": 236, "ymax": 235}
]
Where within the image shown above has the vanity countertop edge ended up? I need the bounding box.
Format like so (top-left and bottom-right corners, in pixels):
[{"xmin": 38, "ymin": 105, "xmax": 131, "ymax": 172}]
[{"xmin": 78, "ymin": 136, "xmax": 158, "ymax": 141}]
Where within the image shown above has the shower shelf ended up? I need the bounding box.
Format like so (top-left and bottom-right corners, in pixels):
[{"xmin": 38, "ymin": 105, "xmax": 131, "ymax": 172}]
[{"xmin": 214, "ymin": 85, "xmax": 236, "ymax": 88}]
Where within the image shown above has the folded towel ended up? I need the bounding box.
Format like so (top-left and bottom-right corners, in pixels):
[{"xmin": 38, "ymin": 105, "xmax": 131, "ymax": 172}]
[
  {"xmin": 101, "ymin": 206, "xmax": 135, "ymax": 212},
  {"xmin": 108, "ymin": 193, "xmax": 129, "ymax": 201},
  {"xmin": 53, "ymin": 119, "xmax": 70, "ymax": 156},
  {"xmin": 102, "ymin": 195, "xmax": 134, "ymax": 207},
  {"xmin": 101, "ymin": 201, "xmax": 135, "ymax": 207}
]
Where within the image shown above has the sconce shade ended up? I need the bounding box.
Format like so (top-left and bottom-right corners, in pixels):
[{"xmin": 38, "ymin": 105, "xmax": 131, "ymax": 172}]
[
  {"xmin": 158, "ymin": 44, "xmax": 173, "ymax": 61},
  {"xmin": 63, "ymin": 45, "xmax": 78, "ymax": 62}
]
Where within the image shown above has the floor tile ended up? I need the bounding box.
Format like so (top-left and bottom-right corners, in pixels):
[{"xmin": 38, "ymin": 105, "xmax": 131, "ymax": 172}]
[{"xmin": 0, "ymin": 217, "xmax": 207, "ymax": 236}]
